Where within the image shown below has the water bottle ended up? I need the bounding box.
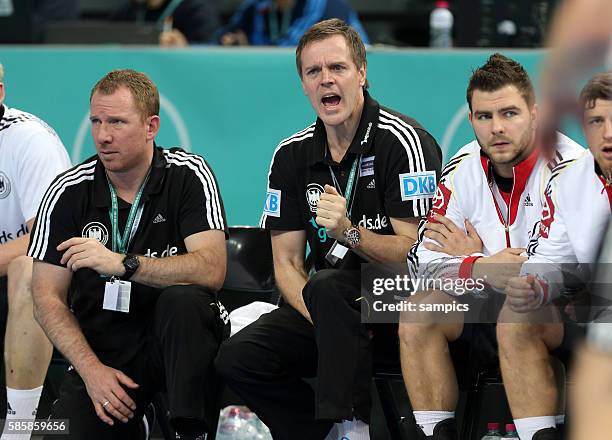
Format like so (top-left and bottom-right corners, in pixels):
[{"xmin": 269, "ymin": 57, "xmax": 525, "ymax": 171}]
[
  {"xmin": 216, "ymin": 406, "xmax": 272, "ymax": 440},
  {"xmin": 429, "ymin": 1, "xmax": 453, "ymax": 48},
  {"xmin": 481, "ymin": 422, "xmax": 502, "ymax": 440},
  {"xmin": 0, "ymin": 0, "xmax": 14, "ymax": 17},
  {"xmin": 502, "ymin": 423, "xmax": 519, "ymax": 439}
]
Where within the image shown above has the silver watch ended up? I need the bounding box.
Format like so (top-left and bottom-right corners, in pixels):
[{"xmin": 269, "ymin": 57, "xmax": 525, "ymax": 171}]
[{"xmin": 342, "ymin": 225, "xmax": 361, "ymax": 248}]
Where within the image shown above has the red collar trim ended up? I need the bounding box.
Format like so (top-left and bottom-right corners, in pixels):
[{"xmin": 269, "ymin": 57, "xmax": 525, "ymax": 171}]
[
  {"xmin": 597, "ymin": 175, "xmax": 612, "ymax": 211},
  {"xmin": 508, "ymin": 149, "xmax": 539, "ymax": 225},
  {"xmin": 479, "ymin": 148, "xmax": 539, "ymax": 226}
]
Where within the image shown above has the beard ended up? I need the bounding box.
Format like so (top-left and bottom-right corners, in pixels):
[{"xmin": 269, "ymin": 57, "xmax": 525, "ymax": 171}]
[{"xmin": 478, "ymin": 125, "xmax": 535, "ymax": 167}]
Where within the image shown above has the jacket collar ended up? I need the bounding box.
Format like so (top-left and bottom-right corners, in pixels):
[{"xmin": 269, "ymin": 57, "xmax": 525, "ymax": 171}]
[{"xmin": 480, "ymin": 146, "xmax": 540, "ymax": 226}]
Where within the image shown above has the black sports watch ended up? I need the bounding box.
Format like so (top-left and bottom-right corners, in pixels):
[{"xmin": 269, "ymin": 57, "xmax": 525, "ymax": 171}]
[
  {"xmin": 122, "ymin": 254, "xmax": 140, "ymax": 280},
  {"xmin": 342, "ymin": 225, "xmax": 361, "ymax": 249}
]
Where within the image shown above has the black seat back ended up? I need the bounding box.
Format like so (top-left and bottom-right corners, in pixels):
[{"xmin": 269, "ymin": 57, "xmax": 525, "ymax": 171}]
[{"xmin": 219, "ymin": 227, "xmax": 279, "ymax": 312}]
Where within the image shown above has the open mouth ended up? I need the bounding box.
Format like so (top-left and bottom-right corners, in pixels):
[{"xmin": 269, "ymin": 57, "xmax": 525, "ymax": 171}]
[
  {"xmin": 602, "ymin": 146, "xmax": 612, "ymax": 157},
  {"xmin": 321, "ymin": 94, "xmax": 341, "ymax": 108}
]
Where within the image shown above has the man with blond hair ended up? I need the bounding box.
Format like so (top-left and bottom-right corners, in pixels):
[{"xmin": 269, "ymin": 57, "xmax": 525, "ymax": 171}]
[{"xmin": 28, "ymin": 69, "xmax": 229, "ymax": 439}]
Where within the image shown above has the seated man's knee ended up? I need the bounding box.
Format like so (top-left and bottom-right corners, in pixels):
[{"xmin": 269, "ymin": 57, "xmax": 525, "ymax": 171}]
[
  {"xmin": 496, "ymin": 321, "xmax": 537, "ymax": 353},
  {"xmin": 215, "ymin": 338, "xmax": 256, "ymax": 382},
  {"xmin": 6, "ymin": 255, "xmax": 33, "ymax": 307},
  {"xmin": 398, "ymin": 320, "xmax": 438, "ymax": 348},
  {"xmin": 157, "ymin": 285, "xmax": 209, "ymax": 313},
  {"xmin": 7, "ymin": 255, "xmax": 32, "ymax": 283},
  {"xmin": 497, "ymin": 301, "xmax": 563, "ymax": 351},
  {"xmin": 302, "ymin": 269, "xmax": 345, "ymax": 303},
  {"xmin": 498, "ymin": 322, "xmax": 563, "ymax": 357}
]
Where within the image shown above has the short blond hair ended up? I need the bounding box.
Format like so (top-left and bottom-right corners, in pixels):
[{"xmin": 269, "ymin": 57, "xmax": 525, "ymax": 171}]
[{"xmin": 90, "ymin": 69, "xmax": 159, "ymax": 120}]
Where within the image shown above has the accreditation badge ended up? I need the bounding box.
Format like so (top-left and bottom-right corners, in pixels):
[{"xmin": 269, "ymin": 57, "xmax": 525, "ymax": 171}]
[{"xmin": 103, "ymin": 278, "xmax": 131, "ymax": 313}]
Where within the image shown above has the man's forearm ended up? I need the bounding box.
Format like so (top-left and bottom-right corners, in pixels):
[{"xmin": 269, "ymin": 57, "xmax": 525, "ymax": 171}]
[
  {"xmin": 353, "ymin": 227, "xmax": 415, "ymax": 264},
  {"xmin": 130, "ymin": 248, "xmax": 225, "ymax": 291},
  {"xmin": 0, "ymin": 234, "xmax": 30, "ymax": 276},
  {"xmin": 275, "ymin": 263, "xmax": 311, "ymax": 323},
  {"xmin": 33, "ymin": 295, "xmax": 100, "ymax": 376}
]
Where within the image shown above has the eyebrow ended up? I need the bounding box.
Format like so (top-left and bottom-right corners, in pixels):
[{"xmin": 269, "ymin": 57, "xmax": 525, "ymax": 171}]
[
  {"xmin": 304, "ymin": 60, "xmax": 347, "ymax": 70},
  {"xmin": 499, "ymin": 105, "xmax": 521, "ymax": 112},
  {"xmin": 585, "ymin": 113, "xmax": 604, "ymax": 119},
  {"xmin": 473, "ymin": 105, "xmax": 521, "ymax": 116}
]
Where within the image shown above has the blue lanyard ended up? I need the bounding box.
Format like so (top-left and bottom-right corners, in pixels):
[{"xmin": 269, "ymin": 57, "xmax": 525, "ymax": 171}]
[{"xmin": 107, "ymin": 172, "xmax": 149, "ymax": 254}]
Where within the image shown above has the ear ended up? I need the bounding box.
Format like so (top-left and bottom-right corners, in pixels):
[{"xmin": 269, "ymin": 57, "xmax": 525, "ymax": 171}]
[
  {"xmin": 0, "ymin": 83, "xmax": 5, "ymax": 105},
  {"xmin": 301, "ymin": 77, "xmax": 308, "ymax": 95},
  {"xmin": 358, "ymin": 64, "xmax": 366, "ymax": 88},
  {"xmin": 146, "ymin": 115, "xmax": 160, "ymax": 141},
  {"xmin": 467, "ymin": 110, "xmax": 474, "ymax": 125},
  {"xmin": 531, "ymin": 103, "xmax": 538, "ymax": 131}
]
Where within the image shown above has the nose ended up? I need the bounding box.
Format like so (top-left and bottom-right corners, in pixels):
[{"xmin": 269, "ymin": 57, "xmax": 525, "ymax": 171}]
[
  {"xmin": 95, "ymin": 122, "xmax": 112, "ymax": 144},
  {"xmin": 320, "ymin": 67, "xmax": 334, "ymax": 86},
  {"xmin": 604, "ymin": 118, "xmax": 612, "ymax": 140},
  {"xmin": 491, "ymin": 114, "xmax": 504, "ymax": 134}
]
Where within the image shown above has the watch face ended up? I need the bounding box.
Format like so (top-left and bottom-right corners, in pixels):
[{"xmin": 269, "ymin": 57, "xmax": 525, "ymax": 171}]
[
  {"xmin": 345, "ymin": 227, "xmax": 360, "ymax": 246},
  {"xmin": 126, "ymin": 257, "xmax": 138, "ymax": 270},
  {"xmin": 124, "ymin": 255, "xmax": 140, "ymax": 272}
]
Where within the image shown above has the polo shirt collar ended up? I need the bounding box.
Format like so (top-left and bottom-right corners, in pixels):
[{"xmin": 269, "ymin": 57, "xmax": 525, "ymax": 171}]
[
  {"xmin": 308, "ymin": 90, "xmax": 380, "ymax": 166},
  {"xmin": 93, "ymin": 144, "xmax": 167, "ymax": 208}
]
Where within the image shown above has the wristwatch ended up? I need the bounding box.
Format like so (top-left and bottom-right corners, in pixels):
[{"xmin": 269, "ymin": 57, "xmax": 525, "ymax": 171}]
[
  {"xmin": 342, "ymin": 224, "xmax": 361, "ymax": 248},
  {"xmin": 122, "ymin": 254, "xmax": 140, "ymax": 280}
]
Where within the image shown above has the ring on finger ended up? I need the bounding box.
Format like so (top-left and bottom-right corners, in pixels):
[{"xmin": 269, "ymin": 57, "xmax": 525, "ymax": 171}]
[{"xmin": 102, "ymin": 400, "xmax": 110, "ymax": 408}]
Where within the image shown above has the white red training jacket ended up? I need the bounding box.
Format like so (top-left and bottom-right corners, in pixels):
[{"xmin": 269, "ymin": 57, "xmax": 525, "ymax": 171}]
[
  {"xmin": 407, "ymin": 133, "xmax": 584, "ymax": 291},
  {"xmin": 521, "ymin": 149, "xmax": 612, "ymax": 304}
]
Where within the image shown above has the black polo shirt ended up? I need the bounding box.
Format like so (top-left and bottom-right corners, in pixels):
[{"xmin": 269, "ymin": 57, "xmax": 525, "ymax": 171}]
[
  {"xmin": 260, "ymin": 91, "xmax": 442, "ymax": 271},
  {"xmin": 27, "ymin": 146, "xmax": 228, "ymax": 366}
]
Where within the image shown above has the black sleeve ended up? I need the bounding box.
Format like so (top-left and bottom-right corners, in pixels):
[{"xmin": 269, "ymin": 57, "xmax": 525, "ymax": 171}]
[
  {"xmin": 381, "ymin": 126, "xmax": 442, "ymax": 218},
  {"xmin": 260, "ymin": 145, "xmax": 303, "ymax": 231},
  {"xmin": 178, "ymin": 155, "xmax": 229, "ymax": 239},
  {"xmin": 27, "ymin": 173, "xmax": 82, "ymax": 267}
]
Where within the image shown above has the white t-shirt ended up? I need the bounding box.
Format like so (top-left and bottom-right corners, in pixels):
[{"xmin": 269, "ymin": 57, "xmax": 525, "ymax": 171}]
[{"xmin": 0, "ymin": 104, "xmax": 71, "ymax": 246}]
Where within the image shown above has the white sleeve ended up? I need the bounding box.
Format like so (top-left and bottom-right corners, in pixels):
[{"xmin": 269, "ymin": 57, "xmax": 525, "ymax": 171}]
[
  {"xmin": 521, "ymin": 177, "xmax": 586, "ymax": 304},
  {"xmin": 14, "ymin": 127, "xmax": 71, "ymax": 222},
  {"xmin": 407, "ymin": 176, "xmax": 484, "ymax": 291}
]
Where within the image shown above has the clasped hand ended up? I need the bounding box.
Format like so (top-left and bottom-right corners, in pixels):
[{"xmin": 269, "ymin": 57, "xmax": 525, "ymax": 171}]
[
  {"xmin": 316, "ymin": 184, "xmax": 352, "ymax": 241},
  {"xmin": 58, "ymin": 238, "xmax": 124, "ymax": 276}
]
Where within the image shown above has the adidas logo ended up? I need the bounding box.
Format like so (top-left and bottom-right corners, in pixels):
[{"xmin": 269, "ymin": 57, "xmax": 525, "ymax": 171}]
[
  {"xmin": 7, "ymin": 402, "xmax": 15, "ymax": 415},
  {"xmin": 153, "ymin": 213, "xmax": 166, "ymax": 224},
  {"xmin": 367, "ymin": 179, "xmax": 375, "ymax": 189},
  {"xmin": 524, "ymin": 193, "xmax": 533, "ymax": 207}
]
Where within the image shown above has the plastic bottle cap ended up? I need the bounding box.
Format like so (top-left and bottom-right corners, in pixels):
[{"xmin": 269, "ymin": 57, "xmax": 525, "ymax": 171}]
[
  {"xmin": 435, "ymin": 1, "xmax": 450, "ymax": 7},
  {"xmin": 505, "ymin": 423, "xmax": 516, "ymax": 432},
  {"xmin": 487, "ymin": 422, "xmax": 500, "ymax": 430}
]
